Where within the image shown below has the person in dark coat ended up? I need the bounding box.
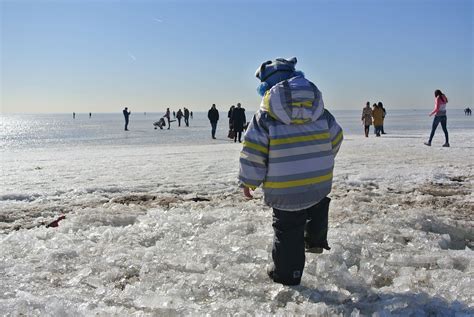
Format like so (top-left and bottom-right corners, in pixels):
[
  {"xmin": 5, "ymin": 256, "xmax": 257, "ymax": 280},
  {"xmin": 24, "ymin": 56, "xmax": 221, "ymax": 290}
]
[
  {"xmin": 176, "ymin": 109, "xmax": 183, "ymax": 127},
  {"xmin": 231, "ymin": 103, "xmax": 246, "ymax": 143},
  {"xmin": 227, "ymin": 105, "xmax": 235, "ymax": 139},
  {"xmin": 378, "ymin": 102, "xmax": 387, "ymax": 134},
  {"xmin": 123, "ymin": 107, "xmax": 131, "ymax": 131},
  {"xmin": 164, "ymin": 108, "xmax": 171, "ymax": 130},
  {"xmin": 208, "ymin": 104, "xmax": 219, "ymax": 139},
  {"xmin": 184, "ymin": 108, "xmax": 190, "ymax": 127}
]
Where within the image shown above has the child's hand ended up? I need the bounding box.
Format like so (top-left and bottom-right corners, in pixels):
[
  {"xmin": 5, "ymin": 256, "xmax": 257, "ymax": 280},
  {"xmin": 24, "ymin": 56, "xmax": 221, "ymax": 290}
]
[{"xmin": 243, "ymin": 187, "xmax": 253, "ymax": 199}]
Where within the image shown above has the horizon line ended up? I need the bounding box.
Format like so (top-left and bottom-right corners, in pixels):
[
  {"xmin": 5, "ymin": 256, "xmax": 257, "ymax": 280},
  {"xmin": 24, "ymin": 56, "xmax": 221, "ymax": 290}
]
[{"xmin": 1, "ymin": 108, "xmax": 471, "ymax": 115}]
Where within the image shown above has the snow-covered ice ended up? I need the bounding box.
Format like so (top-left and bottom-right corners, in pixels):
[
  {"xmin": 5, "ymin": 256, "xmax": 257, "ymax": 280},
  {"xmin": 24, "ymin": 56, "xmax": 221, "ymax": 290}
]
[{"xmin": 0, "ymin": 111, "xmax": 473, "ymax": 316}]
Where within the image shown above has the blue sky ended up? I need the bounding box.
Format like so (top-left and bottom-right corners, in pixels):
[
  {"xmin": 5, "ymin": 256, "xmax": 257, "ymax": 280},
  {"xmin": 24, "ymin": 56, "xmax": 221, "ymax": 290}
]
[{"xmin": 1, "ymin": 0, "xmax": 472, "ymax": 113}]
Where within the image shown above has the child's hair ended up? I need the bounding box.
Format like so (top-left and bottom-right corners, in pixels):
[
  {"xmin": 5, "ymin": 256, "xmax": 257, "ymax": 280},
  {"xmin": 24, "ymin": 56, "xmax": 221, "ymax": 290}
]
[{"xmin": 434, "ymin": 89, "xmax": 448, "ymax": 102}]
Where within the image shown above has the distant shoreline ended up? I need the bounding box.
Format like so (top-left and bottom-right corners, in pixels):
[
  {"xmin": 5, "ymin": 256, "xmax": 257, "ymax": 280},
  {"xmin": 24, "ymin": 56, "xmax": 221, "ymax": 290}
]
[{"xmin": 1, "ymin": 108, "xmax": 471, "ymax": 115}]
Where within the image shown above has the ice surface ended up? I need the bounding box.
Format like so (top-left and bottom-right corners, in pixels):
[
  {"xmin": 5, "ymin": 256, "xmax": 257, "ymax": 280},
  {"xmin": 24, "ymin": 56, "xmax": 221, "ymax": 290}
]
[{"xmin": 1, "ymin": 112, "xmax": 473, "ymax": 315}]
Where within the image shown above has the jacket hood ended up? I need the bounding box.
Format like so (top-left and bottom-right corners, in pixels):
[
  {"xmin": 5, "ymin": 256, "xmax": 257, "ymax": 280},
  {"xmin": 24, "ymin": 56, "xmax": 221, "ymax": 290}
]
[{"xmin": 260, "ymin": 75, "xmax": 324, "ymax": 125}]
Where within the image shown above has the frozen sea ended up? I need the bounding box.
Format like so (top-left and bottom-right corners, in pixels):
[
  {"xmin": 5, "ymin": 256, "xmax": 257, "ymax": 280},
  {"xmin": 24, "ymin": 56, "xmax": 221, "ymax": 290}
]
[{"xmin": 0, "ymin": 109, "xmax": 473, "ymax": 316}]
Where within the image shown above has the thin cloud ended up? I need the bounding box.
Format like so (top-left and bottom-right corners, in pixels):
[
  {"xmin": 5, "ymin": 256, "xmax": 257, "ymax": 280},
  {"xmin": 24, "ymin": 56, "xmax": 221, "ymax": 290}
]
[
  {"xmin": 128, "ymin": 52, "xmax": 137, "ymax": 61},
  {"xmin": 153, "ymin": 18, "xmax": 163, "ymax": 23}
]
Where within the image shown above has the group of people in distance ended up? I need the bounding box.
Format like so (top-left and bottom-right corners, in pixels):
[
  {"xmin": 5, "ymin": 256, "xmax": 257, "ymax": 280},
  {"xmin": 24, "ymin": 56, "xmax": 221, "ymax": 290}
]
[
  {"xmin": 206, "ymin": 103, "xmax": 247, "ymax": 141},
  {"xmin": 123, "ymin": 107, "xmax": 195, "ymax": 131},
  {"xmin": 361, "ymin": 101, "xmax": 386, "ymax": 137},
  {"xmin": 122, "ymin": 102, "xmax": 248, "ymax": 139},
  {"xmin": 360, "ymin": 89, "xmax": 453, "ymax": 147},
  {"xmin": 172, "ymin": 107, "xmax": 192, "ymax": 127},
  {"xmin": 227, "ymin": 103, "xmax": 246, "ymax": 142},
  {"xmin": 72, "ymin": 112, "xmax": 93, "ymax": 119},
  {"xmin": 154, "ymin": 107, "xmax": 193, "ymax": 130}
]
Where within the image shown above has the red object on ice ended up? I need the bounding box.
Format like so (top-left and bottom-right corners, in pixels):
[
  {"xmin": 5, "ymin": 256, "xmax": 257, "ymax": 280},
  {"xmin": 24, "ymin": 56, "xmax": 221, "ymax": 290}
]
[{"xmin": 46, "ymin": 215, "xmax": 66, "ymax": 228}]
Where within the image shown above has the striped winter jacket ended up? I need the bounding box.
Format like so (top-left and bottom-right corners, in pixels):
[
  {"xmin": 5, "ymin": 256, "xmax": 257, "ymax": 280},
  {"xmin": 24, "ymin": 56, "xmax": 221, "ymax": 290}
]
[{"xmin": 239, "ymin": 75, "xmax": 343, "ymax": 211}]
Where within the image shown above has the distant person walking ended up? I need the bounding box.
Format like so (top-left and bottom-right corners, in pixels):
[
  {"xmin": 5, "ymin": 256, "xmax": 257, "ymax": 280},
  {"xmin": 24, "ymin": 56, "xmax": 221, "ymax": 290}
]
[
  {"xmin": 231, "ymin": 103, "xmax": 246, "ymax": 143},
  {"xmin": 425, "ymin": 89, "xmax": 449, "ymax": 147},
  {"xmin": 227, "ymin": 105, "xmax": 235, "ymax": 139},
  {"xmin": 465, "ymin": 107, "xmax": 471, "ymax": 116},
  {"xmin": 89, "ymin": 112, "xmax": 92, "ymax": 118},
  {"xmin": 190, "ymin": 111, "xmax": 193, "ymax": 119},
  {"xmin": 372, "ymin": 103, "xmax": 384, "ymax": 137},
  {"xmin": 73, "ymin": 112, "xmax": 76, "ymax": 119},
  {"xmin": 184, "ymin": 108, "xmax": 190, "ymax": 127},
  {"xmin": 208, "ymin": 104, "xmax": 219, "ymax": 139},
  {"xmin": 361, "ymin": 102, "xmax": 372, "ymax": 137},
  {"xmin": 123, "ymin": 107, "xmax": 131, "ymax": 131},
  {"xmin": 176, "ymin": 109, "xmax": 183, "ymax": 127},
  {"xmin": 173, "ymin": 111, "xmax": 176, "ymax": 119},
  {"xmin": 378, "ymin": 102, "xmax": 386, "ymax": 134},
  {"xmin": 164, "ymin": 108, "xmax": 172, "ymax": 129}
]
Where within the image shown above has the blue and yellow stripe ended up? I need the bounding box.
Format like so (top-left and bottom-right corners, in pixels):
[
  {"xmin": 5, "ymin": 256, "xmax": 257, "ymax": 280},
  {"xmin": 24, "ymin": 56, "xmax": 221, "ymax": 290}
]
[
  {"xmin": 269, "ymin": 132, "xmax": 330, "ymax": 146},
  {"xmin": 263, "ymin": 172, "xmax": 333, "ymax": 189}
]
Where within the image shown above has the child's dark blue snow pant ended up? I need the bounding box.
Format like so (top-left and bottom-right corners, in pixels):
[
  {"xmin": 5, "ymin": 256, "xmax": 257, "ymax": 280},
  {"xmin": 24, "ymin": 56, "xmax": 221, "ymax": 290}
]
[{"xmin": 271, "ymin": 197, "xmax": 331, "ymax": 285}]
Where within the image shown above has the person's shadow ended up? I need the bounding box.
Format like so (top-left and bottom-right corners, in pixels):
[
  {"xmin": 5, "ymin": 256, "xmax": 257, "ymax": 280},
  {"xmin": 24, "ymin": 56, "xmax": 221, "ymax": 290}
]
[{"xmin": 287, "ymin": 283, "xmax": 474, "ymax": 315}]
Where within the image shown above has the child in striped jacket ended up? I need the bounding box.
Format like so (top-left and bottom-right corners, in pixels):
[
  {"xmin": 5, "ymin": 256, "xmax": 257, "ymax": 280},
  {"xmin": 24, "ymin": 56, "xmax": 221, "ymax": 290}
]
[{"xmin": 239, "ymin": 57, "xmax": 343, "ymax": 285}]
